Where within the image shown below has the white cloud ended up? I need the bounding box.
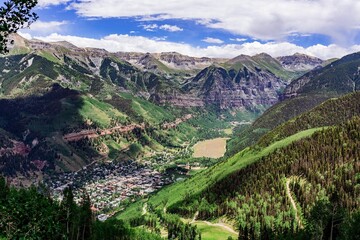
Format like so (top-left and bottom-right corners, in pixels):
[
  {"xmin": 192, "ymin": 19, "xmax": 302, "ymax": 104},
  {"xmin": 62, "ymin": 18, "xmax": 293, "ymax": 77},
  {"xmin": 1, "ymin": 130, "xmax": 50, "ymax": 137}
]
[
  {"xmin": 20, "ymin": 20, "xmax": 69, "ymax": 36},
  {"xmin": 288, "ymin": 32, "xmax": 312, "ymax": 38},
  {"xmin": 141, "ymin": 24, "xmax": 183, "ymax": 32},
  {"xmin": 32, "ymin": 33, "xmax": 360, "ymax": 60},
  {"xmin": 68, "ymin": 0, "xmax": 360, "ymax": 44},
  {"xmin": 38, "ymin": 0, "xmax": 71, "ymax": 7},
  {"xmin": 18, "ymin": 32, "xmax": 32, "ymax": 40},
  {"xmin": 159, "ymin": 24, "xmax": 183, "ymax": 32},
  {"xmin": 202, "ymin": 37, "xmax": 224, "ymax": 44},
  {"xmin": 29, "ymin": 20, "xmax": 68, "ymax": 32},
  {"xmin": 152, "ymin": 36, "xmax": 168, "ymax": 41},
  {"xmin": 230, "ymin": 38, "xmax": 248, "ymax": 42},
  {"xmin": 141, "ymin": 24, "xmax": 158, "ymax": 32}
]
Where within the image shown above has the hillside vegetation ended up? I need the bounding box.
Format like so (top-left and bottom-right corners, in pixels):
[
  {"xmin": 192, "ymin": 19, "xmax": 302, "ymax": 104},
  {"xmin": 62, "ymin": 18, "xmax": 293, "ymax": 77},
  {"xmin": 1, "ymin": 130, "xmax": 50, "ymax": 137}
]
[
  {"xmin": 119, "ymin": 117, "xmax": 360, "ymax": 239},
  {"xmin": 227, "ymin": 52, "xmax": 360, "ymax": 157},
  {"xmin": 117, "ymin": 128, "xmax": 321, "ymax": 220},
  {"xmin": 0, "ymin": 178, "xmax": 163, "ymax": 240},
  {"xmin": 2, "ymin": 34, "xmax": 360, "ymax": 239},
  {"xmin": 258, "ymin": 92, "xmax": 360, "ymax": 147}
]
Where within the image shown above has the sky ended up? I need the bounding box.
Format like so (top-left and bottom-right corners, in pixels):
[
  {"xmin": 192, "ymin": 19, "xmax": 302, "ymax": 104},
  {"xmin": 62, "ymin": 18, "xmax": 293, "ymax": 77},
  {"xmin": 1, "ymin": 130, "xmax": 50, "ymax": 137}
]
[{"xmin": 7, "ymin": 0, "xmax": 360, "ymax": 59}]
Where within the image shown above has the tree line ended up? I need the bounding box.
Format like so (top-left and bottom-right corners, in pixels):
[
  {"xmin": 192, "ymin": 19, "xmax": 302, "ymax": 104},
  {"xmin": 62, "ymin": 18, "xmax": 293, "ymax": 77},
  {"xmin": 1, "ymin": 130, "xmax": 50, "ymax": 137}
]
[
  {"xmin": 168, "ymin": 117, "xmax": 360, "ymax": 239},
  {"xmin": 0, "ymin": 179, "xmax": 161, "ymax": 239}
]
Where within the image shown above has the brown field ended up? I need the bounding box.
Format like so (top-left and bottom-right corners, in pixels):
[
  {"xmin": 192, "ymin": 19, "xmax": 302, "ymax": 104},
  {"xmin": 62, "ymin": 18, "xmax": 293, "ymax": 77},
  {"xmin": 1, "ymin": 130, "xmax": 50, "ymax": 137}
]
[{"xmin": 192, "ymin": 138, "xmax": 229, "ymax": 158}]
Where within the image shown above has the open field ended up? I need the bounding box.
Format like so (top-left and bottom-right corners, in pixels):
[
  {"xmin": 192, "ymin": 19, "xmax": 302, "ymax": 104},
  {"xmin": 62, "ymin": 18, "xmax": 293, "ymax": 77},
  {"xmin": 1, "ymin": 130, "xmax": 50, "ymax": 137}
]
[
  {"xmin": 194, "ymin": 221, "xmax": 238, "ymax": 240},
  {"xmin": 181, "ymin": 217, "xmax": 238, "ymax": 240},
  {"xmin": 193, "ymin": 138, "xmax": 230, "ymax": 158}
]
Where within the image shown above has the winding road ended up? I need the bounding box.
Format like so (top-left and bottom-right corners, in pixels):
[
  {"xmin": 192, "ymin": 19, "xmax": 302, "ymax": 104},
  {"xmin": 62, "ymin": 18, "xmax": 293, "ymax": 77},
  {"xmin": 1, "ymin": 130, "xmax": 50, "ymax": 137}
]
[
  {"xmin": 286, "ymin": 179, "xmax": 303, "ymax": 229},
  {"xmin": 190, "ymin": 211, "xmax": 238, "ymax": 235}
]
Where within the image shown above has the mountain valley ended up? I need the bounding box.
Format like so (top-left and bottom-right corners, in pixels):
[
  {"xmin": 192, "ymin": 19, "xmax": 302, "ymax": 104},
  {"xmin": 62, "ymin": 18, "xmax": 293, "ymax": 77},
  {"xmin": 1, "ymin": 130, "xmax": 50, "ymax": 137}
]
[{"xmin": 1, "ymin": 33, "xmax": 360, "ymax": 240}]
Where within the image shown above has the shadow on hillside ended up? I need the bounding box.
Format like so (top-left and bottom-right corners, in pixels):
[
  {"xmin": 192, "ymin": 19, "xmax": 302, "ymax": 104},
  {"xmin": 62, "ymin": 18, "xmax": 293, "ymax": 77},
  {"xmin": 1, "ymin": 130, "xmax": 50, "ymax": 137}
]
[
  {"xmin": 0, "ymin": 83, "xmax": 100, "ymax": 177},
  {"xmin": 0, "ymin": 83, "xmax": 81, "ymax": 137}
]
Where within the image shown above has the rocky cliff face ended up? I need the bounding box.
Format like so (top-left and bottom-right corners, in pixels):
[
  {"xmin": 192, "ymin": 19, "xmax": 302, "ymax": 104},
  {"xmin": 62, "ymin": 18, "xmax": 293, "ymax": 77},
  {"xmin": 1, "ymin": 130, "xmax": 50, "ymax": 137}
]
[
  {"xmin": 282, "ymin": 52, "xmax": 360, "ymax": 99},
  {"xmin": 173, "ymin": 65, "xmax": 286, "ymax": 110},
  {"xmin": 159, "ymin": 53, "xmax": 291, "ymax": 110},
  {"xmin": 116, "ymin": 51, "xmax": 226, "ymax": 72},
  {"xmin": 3, "ymin": 34, "xmax": 323, "ymax": 111},
  {"xmin": 277, "ymin": 53, "xmax": 323, "ymax": 72},
  {"xmin": 156, "ymin": 52, "xmax": 226, "ymax": 70}
]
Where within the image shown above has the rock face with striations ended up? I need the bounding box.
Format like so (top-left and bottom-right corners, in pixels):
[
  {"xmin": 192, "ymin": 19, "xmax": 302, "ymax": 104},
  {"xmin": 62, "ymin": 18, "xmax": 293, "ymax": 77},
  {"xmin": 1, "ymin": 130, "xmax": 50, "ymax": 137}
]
[
  {"xmin": 277, "ymin": 53, "xmax": 323, "ymax": 72},
  {"xmin": 4, "ymin": 34, "xmax": 323, "ymax": 111},
  {"xmin": 158, "ymin": 53, "xmax": 292, "ymax": 110},
  {"xmin": 174, "ymin": 64, "xmax": 286, "ymax": 110},
  {"xmin": 282, "ymin": 52, "xmax": 360, "ymax": 99},
  {"xmin": 115, "ymin": 51, "xmax": 226, "ymax": 72}
]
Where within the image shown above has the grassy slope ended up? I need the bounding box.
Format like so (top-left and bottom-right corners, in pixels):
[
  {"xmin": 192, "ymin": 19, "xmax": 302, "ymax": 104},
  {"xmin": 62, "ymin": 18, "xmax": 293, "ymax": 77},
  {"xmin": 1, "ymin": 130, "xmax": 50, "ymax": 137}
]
[
  {"xmin": 120, "ymin": 92, "xmax": 174, "ymax": 124},
  {"xmin": 194, "ymin": 222, "xmax": 238, "ymax": 240},
  {"xmin": 25, "ymin": 94, "xmax": 129, "ymax": 136},
  {"xmin": 221, "ymin": 54, "xmax": 299, "ymax": 81},
  {"xmin": 258, "ymin": 91, "xmax": 360, "ymax": 147},
  {"xmin": 225, "ymin": 94, "xmax": 331, "ymax": 157},
  {"xmin": 117, "ymin": 127, "xmax": 322, "ymax": 220},
  {"xmin": 227, "ymin": 53, "xmax": 360, "ymax": 157}
]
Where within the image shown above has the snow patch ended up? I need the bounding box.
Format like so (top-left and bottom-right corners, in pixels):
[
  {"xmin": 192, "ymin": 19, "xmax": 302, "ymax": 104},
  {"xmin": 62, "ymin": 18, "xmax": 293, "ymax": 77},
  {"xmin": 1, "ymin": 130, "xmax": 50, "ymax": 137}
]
[
  {"xmin": 27, "ymin": 58, "xmax": 34, "ymax": 67},
  {"xmin": 110, "ymin": 61, "xmax": 119, "ymax": 71}
]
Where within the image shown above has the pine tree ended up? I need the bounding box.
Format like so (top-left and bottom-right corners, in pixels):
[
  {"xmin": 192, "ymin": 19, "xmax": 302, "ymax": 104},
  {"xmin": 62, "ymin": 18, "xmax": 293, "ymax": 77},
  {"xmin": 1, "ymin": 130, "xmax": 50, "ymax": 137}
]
[
  {"xmin": 78, "ymin": 191, "xmax": 92, "ymax": 240},
  {"xmin": 61, "ymin": 187, "xmax": 77, "ymax": 239}
]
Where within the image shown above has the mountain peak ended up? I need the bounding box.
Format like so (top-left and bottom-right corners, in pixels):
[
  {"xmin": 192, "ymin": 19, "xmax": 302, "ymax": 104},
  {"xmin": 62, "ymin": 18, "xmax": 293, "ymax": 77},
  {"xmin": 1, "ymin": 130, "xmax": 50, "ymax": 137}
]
[
  {"xmin": 253, "ymin": 52, "xmax": 273, "ymax": 58},
  {"xmin": 227, "ymin": 54, "xmax": 253, "ymax": 64},
  {"xmin": 277, "ymin": 53, "xmax": 323, "ymax": 71},
  {"xmin": 51, "ymin": 41, "xmax": 79, "ymax": 49},
  {"xmin": 7, "ymin": 33, "xmax": 29, "ymax": 48}
]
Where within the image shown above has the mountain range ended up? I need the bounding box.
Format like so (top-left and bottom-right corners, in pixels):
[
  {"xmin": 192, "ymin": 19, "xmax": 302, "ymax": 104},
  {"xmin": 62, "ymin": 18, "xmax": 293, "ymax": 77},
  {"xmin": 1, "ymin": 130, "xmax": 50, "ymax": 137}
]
[
  {"xmin": 0, "ymin": 34, "xmax": 328, "ymax": 180},
  {"xmin": 1, "ymin": 33, "xmax": 360, "ymax": 239},
  {"xmin": 3, "ymin": 34, "xmax": 323, "ymax": 109}
]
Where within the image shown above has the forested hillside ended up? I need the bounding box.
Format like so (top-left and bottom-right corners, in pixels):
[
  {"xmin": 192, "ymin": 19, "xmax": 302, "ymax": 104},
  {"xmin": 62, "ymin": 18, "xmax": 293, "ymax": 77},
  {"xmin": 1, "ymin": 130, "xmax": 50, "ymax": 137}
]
[
  {"xmin": 1, "ymin": 31, "xmax": 360, "ymax": 240},
  {"xmin": 0, "ymin": 178, "xmax": 162, "ymax": 239},
  {"xmin": 227, "ymin": 52, "xmax": 360, "ymax": 157},
  {"xmin": 258, "ymin": 92, "xmax": 360, "ymax": 147},
  {"xmin": 119, "ymin": 118, "xmax": 360, "ymax": 239}
]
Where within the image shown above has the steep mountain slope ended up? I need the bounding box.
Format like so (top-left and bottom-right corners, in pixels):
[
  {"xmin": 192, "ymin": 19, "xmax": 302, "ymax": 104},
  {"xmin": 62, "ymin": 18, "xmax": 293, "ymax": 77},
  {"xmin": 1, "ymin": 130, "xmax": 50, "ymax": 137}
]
[
  {"xmin": 173, "ymin": 52, "xmax": 323, "ymax": 110},
  {"xmin": 258, "ymin": 92, "xmax": 360, "ymax": 147},
  {"xmin": 283, "ymin": 52, "xmax": 360, "ymax": 99},
  {"xmin": 118, "ymin": 90, "xmax": 360, "ymax": 239},
  {"xmin": 180, "ymin": 64, "xmax": 285, "ymax": 110},
  {"xmin": 277, "ymin": 53, "xmax": 323, "ymax": 72},
  {"xmin": 224, "ymin": 53, "xmax": 300, "ymax": 80},
  {"xmin": 2, "ymin": 36, "xmax": 182, "ymax": 99},
  {"xmin": 3, "ymin": 34, "xmax": 322, "ymax": 112},
  {"xmin": 116, "ymin": 51, "xmax": 226, "ymax": 73},
  {"xmin": 227, "ymin": 52, "xmax": 360, "ymax": 156},
  {"xmin": 195, "ymin": 117, "xmax": 360, "ymax": 238}
]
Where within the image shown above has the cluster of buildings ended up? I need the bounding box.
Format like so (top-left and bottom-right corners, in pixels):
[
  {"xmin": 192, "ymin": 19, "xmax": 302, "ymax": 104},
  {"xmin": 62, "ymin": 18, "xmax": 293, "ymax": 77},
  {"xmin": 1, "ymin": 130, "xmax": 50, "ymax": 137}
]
[{"xmin": 45, "ymin": 161, "xmax": 172, "ymax": 218}]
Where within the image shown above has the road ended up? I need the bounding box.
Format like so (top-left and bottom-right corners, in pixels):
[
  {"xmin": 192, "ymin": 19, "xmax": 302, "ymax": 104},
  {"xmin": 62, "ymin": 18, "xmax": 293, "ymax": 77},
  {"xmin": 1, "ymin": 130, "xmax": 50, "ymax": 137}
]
[
  {"xmin": 286, "ymin": 179, "xmax": 303, "ymax": 229},
  {"xmin": 190, "ymin": 211, "xmax": 238, "ymax": 235}
]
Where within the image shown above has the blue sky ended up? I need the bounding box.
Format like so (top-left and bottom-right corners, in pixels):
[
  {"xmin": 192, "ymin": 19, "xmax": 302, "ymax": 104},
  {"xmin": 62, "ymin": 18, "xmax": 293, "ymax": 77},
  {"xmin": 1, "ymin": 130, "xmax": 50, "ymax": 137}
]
[{"xmin": 11, "ymin": 0, "xmax": 360, "ymax": 59}]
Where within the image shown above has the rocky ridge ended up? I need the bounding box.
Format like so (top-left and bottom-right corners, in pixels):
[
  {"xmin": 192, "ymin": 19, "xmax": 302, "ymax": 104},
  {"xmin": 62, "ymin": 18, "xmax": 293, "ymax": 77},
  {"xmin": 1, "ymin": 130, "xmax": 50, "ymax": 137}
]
[
  {"xmin": 277, "ymin": 53, "xmax": 323, "ymax": 71},
  {"xmin": 3, "ymin": 34, "xmax": 324, "ymax": 111}
]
